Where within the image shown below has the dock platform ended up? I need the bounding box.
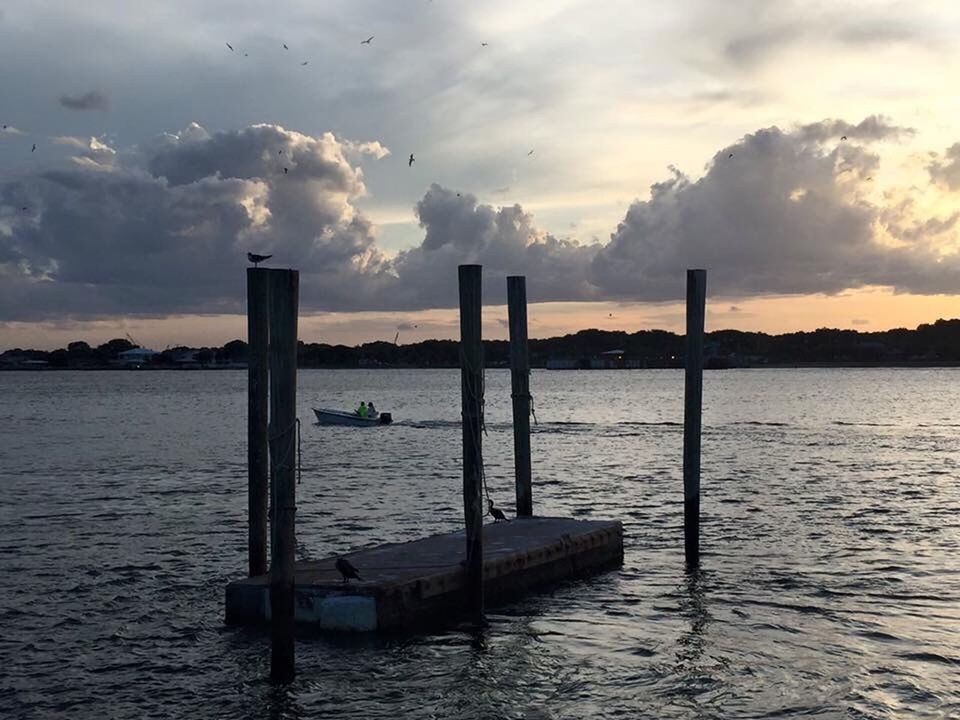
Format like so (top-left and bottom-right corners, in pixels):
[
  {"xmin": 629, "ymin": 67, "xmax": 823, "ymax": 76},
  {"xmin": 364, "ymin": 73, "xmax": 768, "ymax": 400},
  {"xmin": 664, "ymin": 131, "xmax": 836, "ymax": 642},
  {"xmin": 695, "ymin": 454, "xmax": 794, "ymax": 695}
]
[{"xmin": 226, "ymin": 517, "xmax": 623, "ymax": 632}]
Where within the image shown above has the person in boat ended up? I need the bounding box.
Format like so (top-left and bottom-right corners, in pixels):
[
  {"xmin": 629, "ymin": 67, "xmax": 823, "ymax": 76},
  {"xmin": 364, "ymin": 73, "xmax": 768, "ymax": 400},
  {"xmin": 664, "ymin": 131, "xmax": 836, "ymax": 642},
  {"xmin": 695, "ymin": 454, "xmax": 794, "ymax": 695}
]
[
  {"xmin": 356, "ymin": 401, "xmax": 368, "ymax": 418},
  {"xmin": 367, "ymin": 401, "xmax": 377, "ymax": 418}
]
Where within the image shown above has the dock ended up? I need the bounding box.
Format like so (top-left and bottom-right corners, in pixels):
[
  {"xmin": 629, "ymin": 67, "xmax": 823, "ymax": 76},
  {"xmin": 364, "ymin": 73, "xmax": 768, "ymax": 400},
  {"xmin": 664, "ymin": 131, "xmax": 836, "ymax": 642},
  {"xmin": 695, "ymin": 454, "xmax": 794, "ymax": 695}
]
[{"xmin": 226, "ymin": 517, "xmax": 623, "ymax": 632}]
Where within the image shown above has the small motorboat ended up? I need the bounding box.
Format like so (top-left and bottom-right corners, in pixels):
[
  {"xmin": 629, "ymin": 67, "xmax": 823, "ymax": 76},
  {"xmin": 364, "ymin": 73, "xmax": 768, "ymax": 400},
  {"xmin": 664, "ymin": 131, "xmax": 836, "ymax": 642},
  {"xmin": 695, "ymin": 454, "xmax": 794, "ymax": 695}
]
[{"xmin": 313, "ymin": 408, "xmax": 393, "ymax": 427}]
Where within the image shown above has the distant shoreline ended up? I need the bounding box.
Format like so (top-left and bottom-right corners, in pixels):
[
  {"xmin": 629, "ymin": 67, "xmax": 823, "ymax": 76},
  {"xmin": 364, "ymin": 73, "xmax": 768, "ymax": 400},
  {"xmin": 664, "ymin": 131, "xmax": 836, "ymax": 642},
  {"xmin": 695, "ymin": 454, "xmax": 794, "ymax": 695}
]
[{"xmin": 3, "ymin": 361, "xmax": 960, "ymax": 372}]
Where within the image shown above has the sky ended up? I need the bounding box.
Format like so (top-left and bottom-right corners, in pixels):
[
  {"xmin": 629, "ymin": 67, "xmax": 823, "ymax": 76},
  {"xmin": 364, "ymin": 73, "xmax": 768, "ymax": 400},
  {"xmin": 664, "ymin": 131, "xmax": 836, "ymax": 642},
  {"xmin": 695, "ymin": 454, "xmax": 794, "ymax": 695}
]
[{"xmin": 2, "ymin": 0, "xmax": 960, "ymax": 350}]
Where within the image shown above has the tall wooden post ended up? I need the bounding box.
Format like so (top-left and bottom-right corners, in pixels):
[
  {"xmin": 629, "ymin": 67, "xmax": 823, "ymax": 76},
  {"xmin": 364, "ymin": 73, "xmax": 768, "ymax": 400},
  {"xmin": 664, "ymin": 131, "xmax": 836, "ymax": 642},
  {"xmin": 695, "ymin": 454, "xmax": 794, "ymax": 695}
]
[
  {"xmin": 458, "ymin": 264, "xmax": 484, "ymax": 623},
  {"xmin": 268, "ymin": 269, "xmax": 299, "ymax": 683},
  {"xmin": 683, "ymin": 269, "xmax": 706, "ymax": 568},
  {"xmin": 247, "ymin": 268, "xmax": 269, "ymax": 578},
  {"xmin": 507, "ymin": 276, "xmax": 533, "ymax": 517}
]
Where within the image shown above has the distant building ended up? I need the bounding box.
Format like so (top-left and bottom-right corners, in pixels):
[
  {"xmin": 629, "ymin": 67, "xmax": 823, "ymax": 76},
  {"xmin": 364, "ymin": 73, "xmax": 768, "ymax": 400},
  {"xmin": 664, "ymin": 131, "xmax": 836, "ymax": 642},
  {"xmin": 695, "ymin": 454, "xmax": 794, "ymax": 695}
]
[
  {"xmin": 546, "ymin": 356, "xmax": 579, "ymax": 370},
  {"xmin": 590, "ymin": 349, "xmax": 625, "ymax": 369},
  {"xmin": 117, "ymin": 348, "xmax": 157, "ymax": 367}
]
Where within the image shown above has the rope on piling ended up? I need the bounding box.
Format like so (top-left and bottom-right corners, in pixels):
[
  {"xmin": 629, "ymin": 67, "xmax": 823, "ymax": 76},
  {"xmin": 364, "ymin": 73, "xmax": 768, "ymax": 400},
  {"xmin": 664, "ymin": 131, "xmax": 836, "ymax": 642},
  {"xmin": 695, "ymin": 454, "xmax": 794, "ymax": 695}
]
[{"xmin": 459, "ymin": 346, "xmax": 491, "ymax": 507}]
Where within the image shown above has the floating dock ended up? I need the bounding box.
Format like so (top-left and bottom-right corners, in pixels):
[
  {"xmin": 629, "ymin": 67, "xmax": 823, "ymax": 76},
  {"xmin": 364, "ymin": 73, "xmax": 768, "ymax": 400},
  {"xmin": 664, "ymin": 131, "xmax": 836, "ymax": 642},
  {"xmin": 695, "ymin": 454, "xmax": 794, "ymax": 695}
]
[{"xmin": 226, "ymin": 517, "xmax": 623, "ymax": 632}]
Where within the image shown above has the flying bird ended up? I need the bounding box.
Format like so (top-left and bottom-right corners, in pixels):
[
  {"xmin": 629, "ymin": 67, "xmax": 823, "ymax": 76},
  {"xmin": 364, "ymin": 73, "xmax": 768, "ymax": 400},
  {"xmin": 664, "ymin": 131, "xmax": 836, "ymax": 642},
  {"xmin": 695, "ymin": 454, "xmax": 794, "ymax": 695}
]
[
  {"xmin": 335, "ymin": 557, "xmax": 361, "ymax": 583},
  {"xmin": 278, "ymin": 150, "xmax": 283, "ymax": 154},
  {"xmin": 488, "ymin": 499, "xmax": 507, "ymax": 523},
  {"xmin": 226, "ymin": 42, "xmax": 234, "ymax": 51},
  {"xmin": 841, "ymin": 135, "xmax": 847, "ymax": 141},
  {"xmin": 481, "ymin": 42, "xmax": 489, "ymax": 47},
  {"xmin": 300, "ymin": 61, "xmax": 309, "ymax": 65},
  {"xmin": 728, "ymin": 153, "xmax": 734, "ymax": 158},
  {"xmin": 527, "ymin": 149, "xmax": 534, "ymax": 156},
  {"xmin": 283, "ymin": 167, "xmax": 288, "ymax": 174},
  {"xmin": 247, "ymin": 252, "xmax": 272, "ymax": 266},
  {"xmin": 283, "ymin": 43, "xmax": 289, "ymax": 50},
  {"xmin": 361, "ymin": 36, "xmax": 374, "ymax": 45},
  {"xmin": 408, "ymin": 153, "xmax": 415, "ymax": 167},
  {"xmin": 31, "ymin": 144, "xmax": 37, "ymax": 152}
]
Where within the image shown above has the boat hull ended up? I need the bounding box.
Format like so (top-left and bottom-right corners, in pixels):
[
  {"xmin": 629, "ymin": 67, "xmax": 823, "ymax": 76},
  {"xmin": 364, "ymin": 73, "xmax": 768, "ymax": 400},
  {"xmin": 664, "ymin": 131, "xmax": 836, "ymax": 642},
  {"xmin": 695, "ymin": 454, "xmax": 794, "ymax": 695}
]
[{"xmin": 313, "ymin": 408, "xmax": 392, "ymax": 426}]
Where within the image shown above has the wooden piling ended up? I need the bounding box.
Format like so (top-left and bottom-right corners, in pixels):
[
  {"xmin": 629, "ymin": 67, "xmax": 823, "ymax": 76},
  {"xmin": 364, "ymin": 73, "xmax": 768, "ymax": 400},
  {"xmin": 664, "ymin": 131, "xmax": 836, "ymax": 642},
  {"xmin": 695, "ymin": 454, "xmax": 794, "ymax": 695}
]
[
  {"xmin": 683, "ymin": 269, "xmax": 706, "ymax": 568},
  {"xmin": 267, "ymin": 269, "xmax": 299, "ymax": 683},
  {"xmin": 458, "ymin": 264, "xmax": 484, "ymax": 623},
  {"xmin": 507, "ymin": 276, "xmax": 533, "ymax": 517},
  {"xmin": 246, "ymin": 268, "xmax": 269, "ymax": 578}
]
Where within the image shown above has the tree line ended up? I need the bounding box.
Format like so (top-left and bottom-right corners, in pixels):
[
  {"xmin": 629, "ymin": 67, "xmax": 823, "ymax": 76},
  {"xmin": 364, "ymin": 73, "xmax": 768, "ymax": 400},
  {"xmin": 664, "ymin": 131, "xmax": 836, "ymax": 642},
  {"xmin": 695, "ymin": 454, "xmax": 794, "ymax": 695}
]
[{"xmin": 2, "ymin": 318, "xmax": 959, "ymax": 369}]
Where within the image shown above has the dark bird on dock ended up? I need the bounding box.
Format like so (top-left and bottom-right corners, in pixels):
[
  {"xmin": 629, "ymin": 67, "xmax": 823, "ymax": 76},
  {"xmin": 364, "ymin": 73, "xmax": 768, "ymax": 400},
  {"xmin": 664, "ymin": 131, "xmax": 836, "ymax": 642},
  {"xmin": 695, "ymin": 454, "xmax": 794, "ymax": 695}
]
[
  {"xmin": 488, "ymin": 499, "xmax": 507, "ymax": 523},
  {"xmin": 336, "ymin": 557, "xmax": 361, "ymax": 583},
  {"xmin": 361, "ymin": 36, "xmax": 374, "ymax": 45},
  {"xmin": 32, "ymin": 143, "xmax": 37, "ymax": 152},
  {"xmin": 226, "ymin": 42, "xmax": 234, "ymax": 51},
  {"xmin": 247, "ymin": 252, "xmax": 272, "ymax": 266},
  {"xmin": 408, "ymin": 153, "xmax": 415, "ymax": 167}
]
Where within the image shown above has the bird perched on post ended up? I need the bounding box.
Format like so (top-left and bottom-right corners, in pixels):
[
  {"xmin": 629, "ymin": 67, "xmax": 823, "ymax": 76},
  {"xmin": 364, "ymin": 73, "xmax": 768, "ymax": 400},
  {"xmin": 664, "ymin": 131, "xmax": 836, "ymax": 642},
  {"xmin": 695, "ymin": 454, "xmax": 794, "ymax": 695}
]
[
  {"xmin": 247, "ymin": 252, "xmax": 272, "ymax": 267},
  {"xmin": 335, "ymin": 557, "xmax": 361, "ymax": 583},
  {"xmin": 488, "ymin": 499, "xmax": 507, "ymax": 523}
]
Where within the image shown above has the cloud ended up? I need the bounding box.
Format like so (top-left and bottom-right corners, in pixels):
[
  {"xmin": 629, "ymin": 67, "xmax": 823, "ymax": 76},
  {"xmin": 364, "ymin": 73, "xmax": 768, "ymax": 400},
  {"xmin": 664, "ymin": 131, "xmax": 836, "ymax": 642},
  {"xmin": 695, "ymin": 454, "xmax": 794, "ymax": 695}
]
[
  {"xmin": 590, "ymin": 119, "xmax": 958, "ymax": 300},
  {"xmin": 58, "ymin": 90, "xmax": 110, "ymax": 111},
  {"xmin": 928, "ymin": 143, "xmax": 960, "ymax": 190},
  {"xmin": 2, "ymin": 117, "xmax": 959, "ymax": 322},
  {"xmin": 796, "ymin": 116, "xmax": 913, "ymax": 143}
]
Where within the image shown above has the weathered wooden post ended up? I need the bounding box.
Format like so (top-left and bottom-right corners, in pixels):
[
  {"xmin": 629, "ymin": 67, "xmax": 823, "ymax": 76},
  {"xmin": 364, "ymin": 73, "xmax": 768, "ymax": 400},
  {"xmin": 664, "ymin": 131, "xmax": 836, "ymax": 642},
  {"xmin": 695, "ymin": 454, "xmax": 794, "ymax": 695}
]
[
  {"xmin": 458, "ymin": 264, "xmax": 484, "ymax": 623},
  {"xmin": 507, "ymin": 276, "xmax": 533, "ymax": 517},
  {"xmin": 683, "ymin": 269, "xmax": 706, "ymax": 568},
  {"xmin": 247, "ymin": 268, "xmax": 269, "ymax": 578},
  {"xmin": 268, "ymin": 269, "xmax": 299, "ymax": 683}
]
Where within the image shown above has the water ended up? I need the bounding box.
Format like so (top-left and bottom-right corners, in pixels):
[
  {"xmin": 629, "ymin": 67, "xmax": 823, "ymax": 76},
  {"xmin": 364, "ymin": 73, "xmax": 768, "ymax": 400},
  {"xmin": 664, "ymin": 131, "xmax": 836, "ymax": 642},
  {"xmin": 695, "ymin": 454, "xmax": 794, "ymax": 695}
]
[{"xmin": 1, "ymin": 368, "xmax": 958, "ymax": 719}]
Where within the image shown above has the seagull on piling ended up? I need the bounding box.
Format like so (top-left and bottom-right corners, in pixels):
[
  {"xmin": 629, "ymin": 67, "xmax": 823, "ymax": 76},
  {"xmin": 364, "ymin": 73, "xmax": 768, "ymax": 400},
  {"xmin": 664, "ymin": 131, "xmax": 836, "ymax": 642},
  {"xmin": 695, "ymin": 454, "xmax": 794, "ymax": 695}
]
[
  {"xmin": 361, "ymin": 36, "xmax": 374, "ymax": 45},
  {"xmin": 488, "ymin": 499, "xmax": 507, "ymax": 523},
  {"xmin": 336, "ymin": 557, "xmax": 362, "ymax": 583},
  {"xmin": 408, "ymin": 153, "xmax": 415, "ymax": 167},
  {"xmin": 247, "ymin": 252, "xmax": 272, "ymax": 267}
]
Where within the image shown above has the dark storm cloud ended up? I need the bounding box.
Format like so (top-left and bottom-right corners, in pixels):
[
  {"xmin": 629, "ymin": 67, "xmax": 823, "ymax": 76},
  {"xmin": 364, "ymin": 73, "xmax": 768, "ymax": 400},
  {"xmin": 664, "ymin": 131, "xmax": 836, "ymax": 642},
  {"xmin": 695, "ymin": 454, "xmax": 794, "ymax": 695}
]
[
  {"xmin": 58, "ymin": 90, "xmax": 110, "ymax": 111},
  {"xmin": 1, "ymin": 118, "xmax": 959, "ymax": 322},
  {"xmin": 927, "ymin": 143, "xmax": 960, "ymax": 190}
]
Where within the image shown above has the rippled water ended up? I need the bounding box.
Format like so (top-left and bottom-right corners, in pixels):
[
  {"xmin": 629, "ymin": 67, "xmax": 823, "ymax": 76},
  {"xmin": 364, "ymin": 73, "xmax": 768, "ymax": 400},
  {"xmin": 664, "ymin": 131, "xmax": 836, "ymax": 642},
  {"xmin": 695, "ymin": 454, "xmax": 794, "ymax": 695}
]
[{"xmin": 1, "ymin": 368, "xmax": 958, "ymax": 719}]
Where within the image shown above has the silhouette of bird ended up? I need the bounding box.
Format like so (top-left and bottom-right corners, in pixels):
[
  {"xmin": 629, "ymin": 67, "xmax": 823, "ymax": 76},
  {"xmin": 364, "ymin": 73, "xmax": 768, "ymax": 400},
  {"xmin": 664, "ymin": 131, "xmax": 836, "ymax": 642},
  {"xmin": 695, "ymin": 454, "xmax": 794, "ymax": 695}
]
[
  {"xmin": 247, "ymin": 252, "xmax": 272, "ymax": 266},
  {"xmin": 728, "ymin": 153, "xmax": 734, "ymax": 158},
  {"xmin": 361, "ymin": 36, "xmax": 374, "ymax": 45},
  {"xmin": 278, "ymin": 150, "xmax": 283, "ymax": 154},
  {"xmin": 488, "ymin": 499, "xmax": 507, "ymax": 522},
  {"xmin": 31, "ymin": 144, "xmax": 37, "ymax": 152},
  {"xmin": 283, "ymin": 167, "xmax": 288, "ymax": 174},
  {"xmin": 226, "ymin": 42, "xmax": 234, "ymax": 51},
  {"xmin": 335, "ymin": 557, "xmax": 361, "ymax": 583},
  {"xmin": 527, "ymin": 149, "xmax": 534, "ymax": 156},
  {"xmin": 481, "ymin": 42, "xmax": 489, "ymax": 47},
  {"xmin": 283, "ymin": 43, "xmax": 289, "ymax": 50},
  {"xmin": 841, "ymin": 135, "xmax": 847, "ymax": 141},
  {"xmin": 408, "ymin": 153, "xmax": 415, "ymax": 167},
  {"xmin": 300, "ymin": 61, "xmax": 309, "ymax": 66}
]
